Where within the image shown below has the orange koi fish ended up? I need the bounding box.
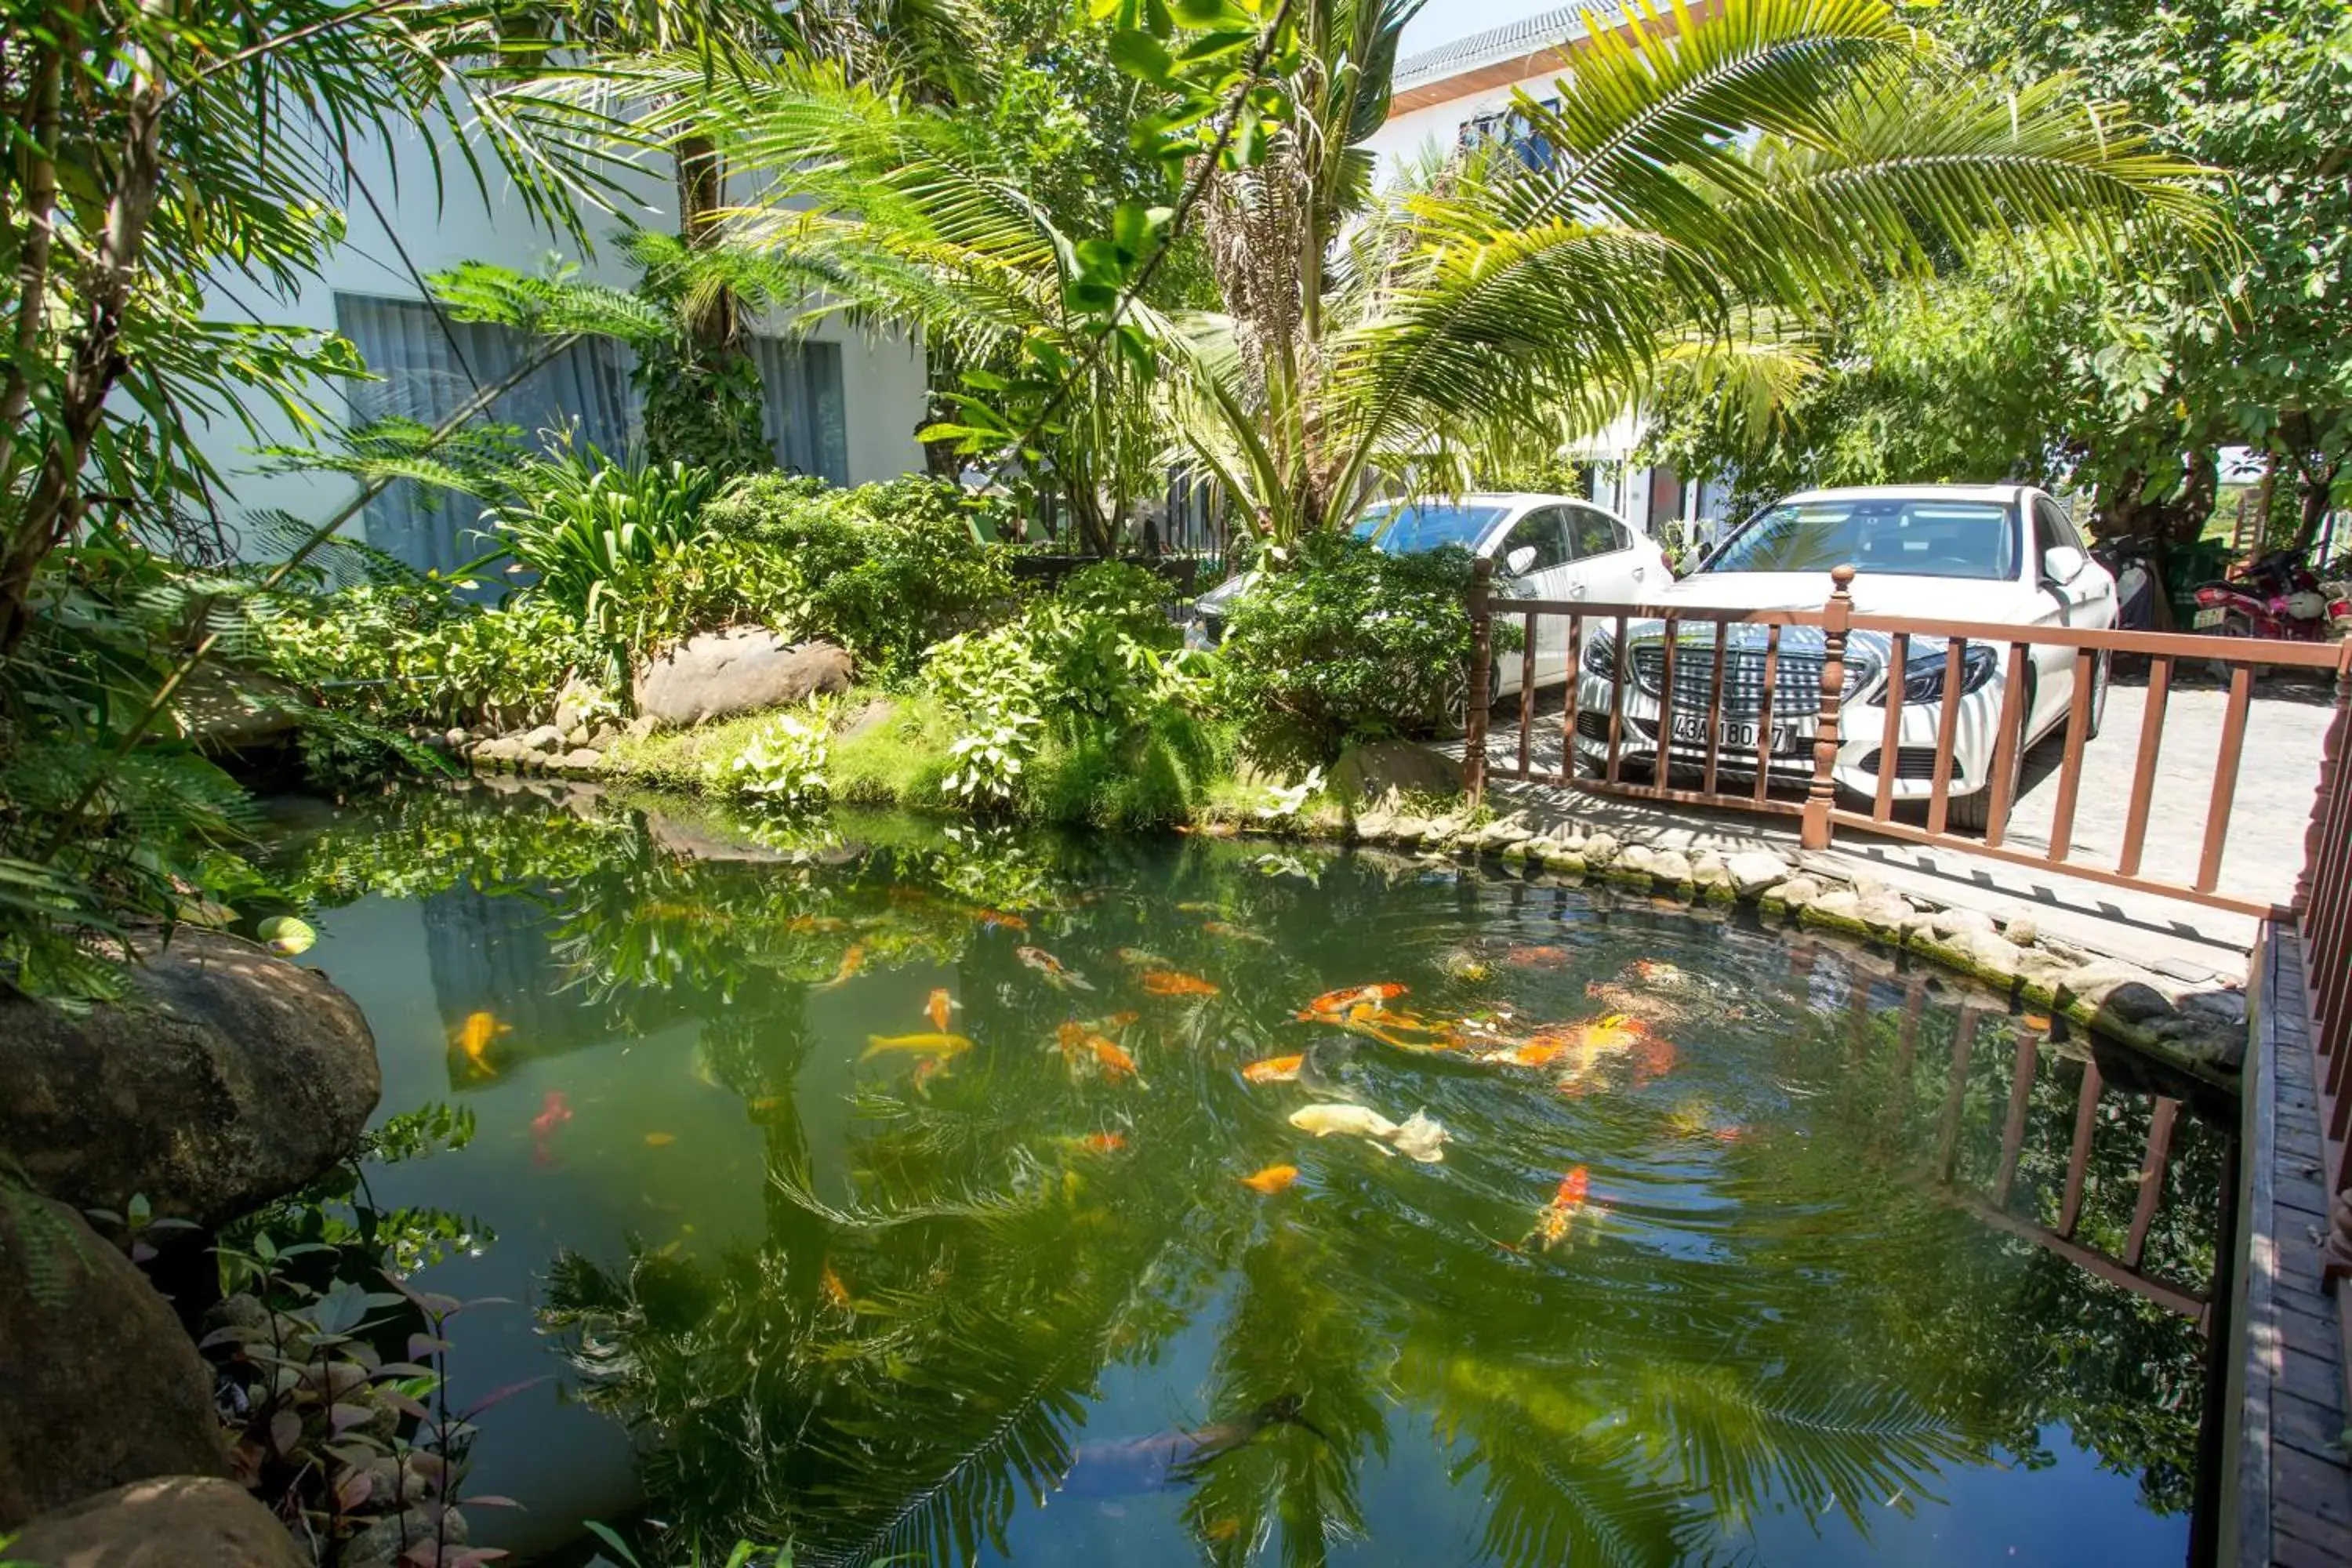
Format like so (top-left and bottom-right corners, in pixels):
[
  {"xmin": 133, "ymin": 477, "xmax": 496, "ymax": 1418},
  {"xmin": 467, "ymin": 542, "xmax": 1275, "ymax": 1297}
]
[
  {"xmin": 1203, "ymin": 920, "xmax": 1272, "ymax": 946},
  {"xmin": 530, "ymin": 1090, "xmax": 572, "ymax": 1167},
  {"xmin": 452, "ymin": 1011, "xmax": 510, "ymax": 1076},
  {"xmin": 1094, "ymin": 1011, "xmax": 1141, "ymax": 1031},
  {"xmin": 1504, "ymin": 945, "xmax": 1571, "ymax": 968},
  {"xmin": 1053, "ymin": 1021, "xmax": 1090, "ymax": 1066},
  {"xmin": 862, "ymin": 1032, "xmax": 973, "ymax": 1062},
  {"xmin": 973, "ymin": 908, "xmax": 1029, "ymax": 932},
  {"xmin": 1082, "ymin": 1132, "xmax": 1127, "ymax": 1155},
  {"xmin": 1302, "ymin": 982, "xmax": 1406, "ymax": 1017},
  {"xmin": 1628, "ymin": 959, "xmax": 1690, "ymax": 987},
  {"xmin": 1087, "ymin": 1036, "xmax": 1142, "ymax": 1083},
  {"xmin": 1142, "ymin": 971, "xmax": 1219, "ymax": 997},
  {"xmin": 925, "ymin": 988, "xmax": 958, "ymax": 1033},
  {"xmin": 1330, "ymin": 1002, "xmax": 1460, "ymax": 1054},
  {"xmin": 1534, "ymin": 1166, "xmax": 1591, "ymax": 1251},
  {"xmin": 815, "ymin": 943, "xmax": 866, "ymax": 990},
  {"xmin": 785, "ymin": 915, "xmax": 848, "ymax": 935},
  {"xmin": 1479, "ymin": 1035, "xmax": 1576, "ymax": 1069},
  {"xmin": 1240, "ymin": 1163, "xmax": 1300, "ymax": 1195},
  {"xmin": 1018, "ymin": 946, "xmax": 1094, "ymax": 991},
  {"xmin": 1241, "ymin": 1054, "xmax": 1305, "ymax": 1084},
  {"xmin": 912, "ymin": 1055, "xmax": 949, "ymax": 1096},
  {"xmin": 820, "ymin": 1261, "xmax": 851, "ymax": 1310}
]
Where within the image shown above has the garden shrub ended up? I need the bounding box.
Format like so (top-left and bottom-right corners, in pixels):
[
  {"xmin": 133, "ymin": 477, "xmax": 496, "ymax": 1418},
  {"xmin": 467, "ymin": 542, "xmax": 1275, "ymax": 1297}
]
[
  {"xmin": 700, "ymin": 474, "xmax": 1017, "ymax": 679},
  {"xmin": 707, "ymin": 699, "xmax": 836, "ymax": 808},
  {"xmin": 1218, "ymin": 533, "xmax": 1483, "ymax": 764}
]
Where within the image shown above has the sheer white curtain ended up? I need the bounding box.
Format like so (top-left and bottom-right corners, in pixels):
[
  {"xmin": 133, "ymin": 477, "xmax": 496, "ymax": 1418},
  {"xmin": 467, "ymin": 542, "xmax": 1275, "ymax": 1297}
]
[
  {"xmin": 335, "ymin": 294, "xmax": 638, "ymax": 575},
  {"xmin": 753, "ymin": 336, "xmax": 849, "ymax": 485}
]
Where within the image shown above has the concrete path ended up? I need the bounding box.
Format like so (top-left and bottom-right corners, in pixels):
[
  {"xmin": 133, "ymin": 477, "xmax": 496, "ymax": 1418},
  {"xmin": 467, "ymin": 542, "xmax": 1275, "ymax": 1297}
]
[{"xmin": 1459, "ymin": 668, "xmax": 2342, "ymax": 986}]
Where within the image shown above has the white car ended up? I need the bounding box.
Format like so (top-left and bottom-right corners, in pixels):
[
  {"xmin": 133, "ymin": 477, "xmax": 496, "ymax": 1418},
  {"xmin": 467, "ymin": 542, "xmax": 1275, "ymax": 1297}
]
[
  {"xmin": 1189, "ymin": 492, "xmax": 1669, "ymax": 702},
  {"xmin": 1572, "ymin": 485, "xmax": 2117, "ymax": 829}
]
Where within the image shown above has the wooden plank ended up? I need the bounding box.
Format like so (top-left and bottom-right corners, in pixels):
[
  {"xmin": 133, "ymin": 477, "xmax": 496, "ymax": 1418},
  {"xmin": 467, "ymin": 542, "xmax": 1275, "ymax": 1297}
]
[
  {"xmin": 1936, "ymin": 1007, "xmax": 1979, "ymax": 1182},
  {"xmin": 1517, "ymin": 608, "xmax": 1537, "ymax": 780},
  {"xmin": 1874, "ymin": 630, "xmax": 1907, "ymax": 822},
  {"xmin": 1992, "ymin": 1025, "xmax": 2041, "ymax": 1209},
  {"xmin": 1606, "ymin": 614, "xmax": 1628, "ymax": 786},
  {"xmin": 1944, "ymin": 1190, "xmax": 2204, "ymax": 1319},
  {"xmin": 1981, "ymin": 641, "xmax": 2031, "ymax": 849},
  {"xmin": 2119, "ymin": 655, "xmax": 2173, "ymax": 879},
  {"xmin": 1655, "ymin": 616, "xmax": 1679, "ymax": 799},
  {"xmin": 1575, "ymin": 778, "xmax": 1806, "ymax": 816},
  {"xmin": 2196, "ymin": 660, "xmax": 2254, "ymax": 894},
  {"xmin": 1927, "ymin": 639, "xmax": 1965, "ymax": 837},
  {"xmin": 2049, "ymin": 652, "xmax": 2098, "ymax": 862},
  {"xmin": 1755, "ymin": 625, "xmax": 1780, "ymax": 806},
  {"xmin": 1703, "ymin": 621, "xmax": 1728, "ymax": 798},
  {"xmin": 2123, "ymin": 1096, "xmax": 2180, "ymax": 1269},
  {"xmin": 2059, "ymin": 1059, "xmax": 2103, "ymax": 1237},
  {"xmin": 1844, "ymin": 610, "xmax": 2349, "ymax": 666},
  {"xmin": 1557, "ymin": 612, "xmax": 1582, "ymax": 787}
]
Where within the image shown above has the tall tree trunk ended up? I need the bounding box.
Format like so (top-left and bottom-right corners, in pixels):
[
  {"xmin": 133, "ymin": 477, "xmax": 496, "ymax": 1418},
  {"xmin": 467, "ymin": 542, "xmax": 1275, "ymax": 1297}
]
[{"xmin": 2292, "ymin": 452, "xmax": 2342, "ymax": 554}]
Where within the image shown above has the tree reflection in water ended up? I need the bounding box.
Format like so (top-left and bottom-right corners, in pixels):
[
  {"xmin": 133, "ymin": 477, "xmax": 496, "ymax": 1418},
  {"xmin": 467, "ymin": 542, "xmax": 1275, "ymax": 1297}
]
[{"xmin": 283, "ymin": 784, "xmax": 2225, "ymax": 1566}]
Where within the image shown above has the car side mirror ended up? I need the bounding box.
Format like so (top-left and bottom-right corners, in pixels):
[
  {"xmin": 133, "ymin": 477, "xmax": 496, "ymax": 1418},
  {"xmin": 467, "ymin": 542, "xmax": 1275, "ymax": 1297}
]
[
  {"xmin": 1503, "ymin": 545, "xmax": 1538, "ymax": 578},
  {"xmin": 2042, "ymin": 545, "xmax": 2088, "ymax": 587}
]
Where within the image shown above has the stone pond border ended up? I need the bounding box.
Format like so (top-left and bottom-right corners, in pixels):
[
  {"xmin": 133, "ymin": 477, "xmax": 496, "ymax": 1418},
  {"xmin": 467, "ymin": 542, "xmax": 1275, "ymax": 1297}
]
[
  {"xmin": 429, "ymin": 720, "xmax": 2247, "ymax": 1085},
  {"xmin": 1223, "ymin": 792, "xmax": 2249, "ymax": 1087}
]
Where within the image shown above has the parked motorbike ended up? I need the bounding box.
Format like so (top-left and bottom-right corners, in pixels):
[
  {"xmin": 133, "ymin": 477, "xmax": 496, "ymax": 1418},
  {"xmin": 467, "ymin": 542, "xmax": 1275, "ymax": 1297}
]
[
  {"xmin": 2089, "ymin": 535, "xmax": 2161, "ymax": 632},
  {"xmin": 2189, "ymin": 547, "xmax": 2352, "ymax": 680}
]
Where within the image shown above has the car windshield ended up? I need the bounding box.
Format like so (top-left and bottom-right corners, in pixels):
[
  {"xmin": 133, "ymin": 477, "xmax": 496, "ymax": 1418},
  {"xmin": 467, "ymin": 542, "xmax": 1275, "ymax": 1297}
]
[
  {"xmin": 1708, "ymin": 498, "xmax": 2018, "ymax": 581},
  {"xmin": 1352, "ymin": 503, "xmax": 1508, "ymax": 554}
]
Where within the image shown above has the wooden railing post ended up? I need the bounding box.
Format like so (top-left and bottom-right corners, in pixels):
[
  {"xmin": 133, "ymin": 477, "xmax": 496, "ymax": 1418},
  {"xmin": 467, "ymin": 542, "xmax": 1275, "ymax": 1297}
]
[
  {"xmin": 2294, "ymin": 644, "xmax": 2352, "ymax": 915},
  {"xmin": 1465, "ymin": 554, "xmax": 1493, "ymax": 809},
  {"xmin": 1802, "ymin": 564, "xmax": 1857, "ymax": 851}
]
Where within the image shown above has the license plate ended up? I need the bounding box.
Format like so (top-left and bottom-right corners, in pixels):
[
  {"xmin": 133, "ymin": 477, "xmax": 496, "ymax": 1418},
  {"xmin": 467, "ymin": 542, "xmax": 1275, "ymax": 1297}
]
[
  {"xmin": 1671, "ymin": 713, "xmax": 1788, "ymax": 752},
  {"xmin": 2192, "ymin": 606, "xmax": 2226, "ymax": 629}
]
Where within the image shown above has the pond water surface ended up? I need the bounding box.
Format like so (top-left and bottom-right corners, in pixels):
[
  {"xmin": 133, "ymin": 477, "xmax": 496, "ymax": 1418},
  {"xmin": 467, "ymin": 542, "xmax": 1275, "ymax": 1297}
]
[{"xmin": 269, "ymin": 784, "xmax": 2228, "ymax": 1568}]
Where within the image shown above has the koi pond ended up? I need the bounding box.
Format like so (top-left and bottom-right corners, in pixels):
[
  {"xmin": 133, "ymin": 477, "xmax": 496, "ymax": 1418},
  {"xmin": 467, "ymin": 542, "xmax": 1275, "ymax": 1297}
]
[{"xmin": 267, "ymin": 783, "xmax": 2232, "ymax": 1567}]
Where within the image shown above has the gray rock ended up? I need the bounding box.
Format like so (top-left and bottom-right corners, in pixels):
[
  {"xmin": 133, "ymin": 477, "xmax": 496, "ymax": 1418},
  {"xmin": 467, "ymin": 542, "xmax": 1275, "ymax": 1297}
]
[
  {"xmin": 0, "ymin": 930, "xmax": 380, "ymax": 1229},
  {"xmin": 561, "ymin": 723, "xmax": 590, "ymax": 749},
  {"xmin": 1931, "ymin": 907, "xmax": 1998, "ymax": 940},
  {"xmin": 1857, "ymin": 891, "xmax": 1914, "ymax": 935},
  {"xmin": 1329, "ymin": 739, "xmax": 1464, "ymax": 802},
  {"xmin": 1580, "ymin": 832, "xmax": 1620, "ymax": 867},
  {"xmin": 441, "ymin": 728, "xmax": 470, "ymax": 751},
  {"xmin": 633, "ymin": 630, "xmax": 855, "ymax": 729},
  {"xmin": 167, "ymin": 663, "xmax": 307, "ymax": 748},
  {"xmin": 1807, "ymin": 888, "xmax": 1864, "ymax": 924},
  {"xmin": 1724, "ymin": 849, "xmax": 1789, "ymax": 895},
  {"xmin": 0, "ymin": 1200, "xmax": 230, "ymax": 1526},
  {"xmin": 560, "ymin": 747, "xmax": 604, "ymax": 772},
  {"xmin": 1351, "ymin": 808, "xmax": 1398, "ymax": 842},
  {"xmin": 2057, "ymin": 960, "xmax": 2177, "ymax": 1026},
  {"xmin": 626, "ymin": 713, "xmax": 659, "ymax": 740},
  {"xmin": 1615, "ymin": 844, "xmax": 1657, "ymax": 878},
  {"xmin": 552, "ymin": 675, "xmax": 605, "ymax": 736},
  {"xmin": 1954, "ymin": 927, "xmax": 2029, "ymax": 983},
  {"xmin": 470, "ymin": 736, "xmax": 523, "ymax": 768},
  {"xmin": 2002, "ymin": 916, "xmax": 2040, "ymax": 947},
  {"xmin": 2182, "ymin": 989, "xmax": 2249, "ymax": 1028},
  {"xmin": 1650, "ymin": 848, "xmax": 1695, "ymax": 885},
  {"xmin": 518, "ymin": 724, "xmax": 565, "ymax": 755},
  {"xmin": 1766, "ymin": 874, "xmax": 1824, "ymax": 909},
  {"xmin": 1388, "ymin": 815, "xmax": 1433, "ymax": 847},
  {"xmin": 588, "ymin": 720, "xmax": 622, "ymax": 747}
]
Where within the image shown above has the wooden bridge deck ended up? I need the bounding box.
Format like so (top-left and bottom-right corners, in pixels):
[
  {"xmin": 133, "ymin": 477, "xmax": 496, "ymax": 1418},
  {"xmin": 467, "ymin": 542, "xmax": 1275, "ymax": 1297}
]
[{"xmin": 2228, "ymin": 927, "xmax": 2352, "ymax": 1567}]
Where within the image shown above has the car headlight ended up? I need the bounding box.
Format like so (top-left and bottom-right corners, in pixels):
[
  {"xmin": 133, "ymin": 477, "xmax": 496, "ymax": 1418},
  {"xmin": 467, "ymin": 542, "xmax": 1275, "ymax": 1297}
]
[
  {"xmin": 1872, "ymin": 644, "xmax": 1998, "ymax": 705},
  {"xmin": 1582, "ymin": 630, "xmax": 1617, "ymax": 677}
]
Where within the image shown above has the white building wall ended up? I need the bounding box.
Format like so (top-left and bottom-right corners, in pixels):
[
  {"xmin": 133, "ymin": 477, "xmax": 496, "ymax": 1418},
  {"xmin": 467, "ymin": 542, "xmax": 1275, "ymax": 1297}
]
[
  {"xmin": 191, "ymin": 123, "xmax": 927, "ymax": 557},
  {"xmin": 1363, "ymin": 66, "xmax": 1580, "ymax": 185}
]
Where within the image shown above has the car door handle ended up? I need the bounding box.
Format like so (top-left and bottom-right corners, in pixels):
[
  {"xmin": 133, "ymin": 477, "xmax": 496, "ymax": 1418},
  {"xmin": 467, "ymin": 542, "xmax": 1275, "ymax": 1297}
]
[{"xmin": 1569, "ymin": 583, "xmax": 1588, "ymax": 598}]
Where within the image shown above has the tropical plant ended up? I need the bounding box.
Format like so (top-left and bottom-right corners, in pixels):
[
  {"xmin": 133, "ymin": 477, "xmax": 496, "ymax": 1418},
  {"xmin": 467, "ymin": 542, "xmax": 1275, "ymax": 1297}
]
[
  {"xmin": 1218, "ymin": 533, "xmax": 1483, "ymax": 761},
  {"xmin": 660, "ymin": 0, "xmax": 2214, "ymax": 553},
  {"xmin": 710, "ymin": 701, "xmax": 838, "ymax": 808}
]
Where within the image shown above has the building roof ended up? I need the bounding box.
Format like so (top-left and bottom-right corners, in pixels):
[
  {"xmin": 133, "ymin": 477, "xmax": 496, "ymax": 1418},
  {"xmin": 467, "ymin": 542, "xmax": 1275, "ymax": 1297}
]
[
  {"xmin": 1392, "ymin": 6, "xmax": 1597, "ymax": 95},
  {"xmin": 1386, "ymin": 2, "xmax": 1707, "ymax": 115}
]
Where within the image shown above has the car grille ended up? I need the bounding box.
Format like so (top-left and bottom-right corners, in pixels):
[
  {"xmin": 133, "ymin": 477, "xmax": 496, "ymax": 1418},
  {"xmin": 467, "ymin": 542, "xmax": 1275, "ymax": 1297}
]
[
  {"xmin": 1859, "ymin": 747, "xmax": 1958, "ymax": 784},
  {"xmin": 1628, "ymin": 644, "xmax": 1872, "ymax": 719}
]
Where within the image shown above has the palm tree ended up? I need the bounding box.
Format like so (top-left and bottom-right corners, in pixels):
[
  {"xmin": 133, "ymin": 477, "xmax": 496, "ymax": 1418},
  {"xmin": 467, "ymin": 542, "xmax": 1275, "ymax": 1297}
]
[{"xmin": 659, "ymin": 0, "xmax": 2213, "ymax": 547}]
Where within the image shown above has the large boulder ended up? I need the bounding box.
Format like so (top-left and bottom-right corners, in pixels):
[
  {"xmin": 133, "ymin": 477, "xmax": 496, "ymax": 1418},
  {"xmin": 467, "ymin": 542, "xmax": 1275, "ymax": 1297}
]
[
  {"xmin": 633, "ymin": 630, "xmax": 855, "ymax": 729},
  {"xmin": 0, "ymin": 930, "xmax": 380, "ymax": 1229},
  {"xmin": 5, "ymin": 1477, "xmax": 301, "ymax": 1566},
  {"xmin": 0, "ymin": 1196, "xmax": 230, "ymax": 1526},
  {"xmin": 1329, "ymin": 739, "xmax": 1464, "ymax": 803}
]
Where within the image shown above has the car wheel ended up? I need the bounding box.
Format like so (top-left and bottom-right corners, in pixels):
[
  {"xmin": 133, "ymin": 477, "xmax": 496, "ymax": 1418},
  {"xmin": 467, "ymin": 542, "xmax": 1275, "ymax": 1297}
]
[
  {"xmin": 1426, "ymin": 659, "xmax": 1499, "ymax": 740},
  {"xmin": 2075, "ymin": 650, "xmax": 2111, "ymax": 742},
  {"xmin": 1945, "ymin": 673, "xmax": 2031, "ymax": 836}
]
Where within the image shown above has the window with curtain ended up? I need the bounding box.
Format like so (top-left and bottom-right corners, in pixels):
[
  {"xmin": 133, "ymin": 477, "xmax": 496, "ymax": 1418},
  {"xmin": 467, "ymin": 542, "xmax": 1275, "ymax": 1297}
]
[
  {"xmin": 334, "ymin": 294, "xmax": 638, "ymax": 576},
  {"xmin": 753, "ymin": 336, "xmax": 849, "ymax": 485}
]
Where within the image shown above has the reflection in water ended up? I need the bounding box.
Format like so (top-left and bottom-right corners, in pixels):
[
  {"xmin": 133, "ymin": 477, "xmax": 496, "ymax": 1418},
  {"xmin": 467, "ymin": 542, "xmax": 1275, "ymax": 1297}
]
[{"xmin": 278, "ymin": 785, "xmax": 2228, "ymax": 1566}]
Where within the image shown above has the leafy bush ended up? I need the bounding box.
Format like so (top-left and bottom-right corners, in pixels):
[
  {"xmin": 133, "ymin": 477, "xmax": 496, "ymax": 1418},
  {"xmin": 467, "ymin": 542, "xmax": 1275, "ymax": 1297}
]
[
  {"xmin": 481, "ymin": 449, "xmax": 725, "ymax": 621},
  {"xmin": 1218, "ymin": 534, "xmax": 1483, "ymax": 763},
  {"xmin": 923, "ymin": 624, "xmax": 1047, "ymax": 807},
  {"xmin": 701, "ymin": 474, "xmax": 1016, "ymax": 679},
  {"xmin": 707, "ymin": 702, "xmax": 835, "ymax": 808}
]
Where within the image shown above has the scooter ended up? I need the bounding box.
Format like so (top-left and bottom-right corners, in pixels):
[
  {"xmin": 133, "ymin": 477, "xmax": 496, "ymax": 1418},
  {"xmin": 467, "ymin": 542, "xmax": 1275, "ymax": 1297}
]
[
  {"xmin": 2089, "ymin": 535, "xmax": 2161, "ymax": 631},
  {"xmin": 2190, "ymin": 548, "xmax": 2347, "ymax": 642}
]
